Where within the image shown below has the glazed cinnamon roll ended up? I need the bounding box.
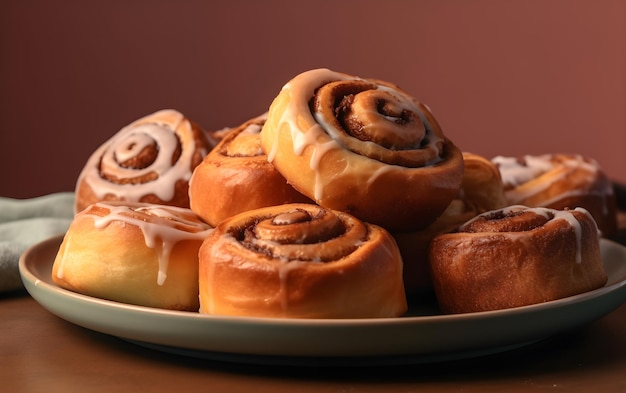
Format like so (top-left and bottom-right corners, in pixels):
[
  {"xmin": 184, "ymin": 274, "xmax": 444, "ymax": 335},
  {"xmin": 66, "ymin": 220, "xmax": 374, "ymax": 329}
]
[
  {"xmin": 395, "ymin": 152, "xmax": 508, "ymax": 292},
  {"xmin": 74, "ymin": 109, "xmax": 212, "ymax": 213},
  {"xmin": 429, "ymin": 205, "xmax": 607, "ymax": 314},
  {"xmin": 198, "ymin": 203, "xmax": 407, "ymax": 318},
  {"xmin": 189, "ymin": 113, "xmax": 311, "ymax": 227},
  {"xmin": 260, "ymin": 68, "xmax": 464, "ymax": 232},
  {"xmin": 492, "ymin": 153, "xmax": 618, "ymax": 237},
  {"xmin": 52, "ymin": 201, "xmax": 213, "ymax": 311}
]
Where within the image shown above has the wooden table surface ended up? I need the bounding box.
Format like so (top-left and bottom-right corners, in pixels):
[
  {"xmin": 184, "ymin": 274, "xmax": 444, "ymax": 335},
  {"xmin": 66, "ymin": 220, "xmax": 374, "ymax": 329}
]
[{"xmin": 2, "ymin": 289, "xmax": 625, "ymax": 393}]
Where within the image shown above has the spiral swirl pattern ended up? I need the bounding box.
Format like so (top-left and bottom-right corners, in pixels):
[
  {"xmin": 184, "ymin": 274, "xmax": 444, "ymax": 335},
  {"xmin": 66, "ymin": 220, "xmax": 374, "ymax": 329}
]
[
  {"xmin": 237, "ymin": 206, "xmax": 365, "ymax": 262},
  {"xmin": 260, "ymin": 69, "xmax": 464, "ymax": 232},
  {"xmin": 311, "ymin": 78, "xmax": 445, "ymax": 168},
  {"xmin": 198, "ymin": 203, "xmax": 407, "ymax": 318},
  {"xmin": 75, "ymin": 109, "xmax": 210, "ymax": 212},
  {"xmin": 429, "ymin": 205, "xmax": 606, "ymax": 313}
]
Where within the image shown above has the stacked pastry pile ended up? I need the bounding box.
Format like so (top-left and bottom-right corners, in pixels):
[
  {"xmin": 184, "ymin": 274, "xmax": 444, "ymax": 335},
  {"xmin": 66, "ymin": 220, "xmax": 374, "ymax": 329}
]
[{"xmin": 51, "ymin": 68, "xmax": 618, "ymax": 318}]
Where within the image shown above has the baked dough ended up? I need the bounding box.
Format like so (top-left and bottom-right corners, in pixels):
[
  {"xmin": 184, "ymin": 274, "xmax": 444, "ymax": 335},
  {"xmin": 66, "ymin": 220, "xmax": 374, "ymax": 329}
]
[
  {"xmin": 394, "ymin": 152, "xmax": 508, "ymax": 292},
  {"xmin": 52, "ymin": 201, "xmax": 213, "ymax": 311},
  {"xmin": 493, "ymin": 153, "xmax": 618, "ymax": 237},
  {"xmin": 260, "ymin": 68, "xmax": 464, "ymax": 232},
  {"xmin": 429, "ymin": 205, "xmax": 607, "ymax": 313},
  {"xmin": 198, "ymin": 203, "xmax": 407, "ymax": 318},
  {"xmin": 75, "ymin": 109, "xmax": 211, "ymax": 213},
  {"xmin": 189, "ymin": 113, "xmax": 310, "ymax": 226}
]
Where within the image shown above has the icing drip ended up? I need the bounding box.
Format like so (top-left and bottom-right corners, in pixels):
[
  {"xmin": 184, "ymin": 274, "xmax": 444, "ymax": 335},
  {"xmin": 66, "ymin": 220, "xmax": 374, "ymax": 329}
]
[
  {"xmin": 78, "ymin": 109, "xmax": 206, "ymax": 203},
  {"xmin": 249, "ymin": 208, "xmax": 366, "ymax": 314},
  {"xmin": 492, "ymin": 154, "xmax": 615, "ymax": 226},
  {"xmin": 492, "ymin": 155, "xmax": 555, "ymax": 187},
  {"xmin": 493, "ymin": 154, "xmax": 601, "ymax": 203},
  {"xmin": 210, "ymin": 205, "xmax": 370, "ymax": 315},
  {"xmin": 276, "ymin": 260, "xmax": 311, "ymax": 314},
  {"xmin": 87, "ymin": 202, "xmax": 212, "ymax": 285},
  {"xmin": 268, "ymin": 68, "xmax": 445, "ymax": 203},
  {"xmin": 461, "ymin": 205, "xmax": 591, "ymax": 264}
]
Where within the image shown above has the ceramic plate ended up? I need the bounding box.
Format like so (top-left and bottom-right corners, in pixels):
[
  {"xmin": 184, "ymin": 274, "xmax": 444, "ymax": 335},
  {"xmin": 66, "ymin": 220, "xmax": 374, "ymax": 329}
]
[{"xmin": 19, "ymin": 235, "xmax": 626, "ymax": 366}]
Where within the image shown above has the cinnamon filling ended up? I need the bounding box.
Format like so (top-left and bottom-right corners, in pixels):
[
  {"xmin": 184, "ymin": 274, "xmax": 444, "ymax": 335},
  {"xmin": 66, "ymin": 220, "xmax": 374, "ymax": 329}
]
[
  {"xmin": 117, "ymin": 143, "xmax": 159, "ymax": 169},
  {"xmin": 238, "ymin": 207, "xmax": 368, "ymax": 262},
  {"xmin": 99, "ymin": 125, "xmax": 183, "ymax": 185},
  {"xmin": 461, "ymin": 207, "xmax": 553, "ymax": 233},
  {"xmin": 311, "ymin": 79, "xmax": 445, "ymax": 167}
]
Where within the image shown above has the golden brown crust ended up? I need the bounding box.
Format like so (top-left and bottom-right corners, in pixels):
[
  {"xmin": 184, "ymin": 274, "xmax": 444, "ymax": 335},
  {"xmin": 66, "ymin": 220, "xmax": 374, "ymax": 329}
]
[
  {"xmin": 428, "ymin": 206, "xmax": 607, "ymax": 314},
  {"xmin": 493, "ymin": 153, "xmax": 618, "ymax": 237},
  {"xmin": 260, "ymin": 68, "xmax": 464, "ymax": 232},
  {"xmin": 74, "ymin": 110, "xmax": 212, "ymax": 213},
  {"xmin": 395, "ymin": 152, "xmax": 508, "ymax": 293},
  {"xmin": 52, "ymin": 201, "xmax": 213, "ymax": 311},
  {"xmin": 198, "ymin": 203, "xmax": 407, "ymax": 318},
  {"xmin": 189, "ymin": 114, "xmax": 311, "ymax": 226}
]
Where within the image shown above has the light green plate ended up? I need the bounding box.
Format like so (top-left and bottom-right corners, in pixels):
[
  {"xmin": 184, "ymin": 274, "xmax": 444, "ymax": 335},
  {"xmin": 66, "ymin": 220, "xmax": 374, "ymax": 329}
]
[{"xmin": 19, "ymin": 235, "xmax": 626, "ymax": 366}]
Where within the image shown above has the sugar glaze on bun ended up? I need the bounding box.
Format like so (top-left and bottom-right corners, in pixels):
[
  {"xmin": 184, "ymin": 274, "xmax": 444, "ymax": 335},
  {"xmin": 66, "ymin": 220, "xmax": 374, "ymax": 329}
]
[
  {"xmin": 52, "ymin": 201, "xmax": 213, "ymax": 311},
  {"xmin": 429, "ymin": 205, "xmax": 607, "ymax": 313}
]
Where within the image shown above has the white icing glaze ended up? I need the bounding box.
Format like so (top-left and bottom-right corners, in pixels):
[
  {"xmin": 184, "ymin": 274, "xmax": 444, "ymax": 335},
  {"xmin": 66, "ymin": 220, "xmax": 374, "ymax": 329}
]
[
  {"xmin": 203, "ymin": 206, "xmax": 371, "ymax": 316},
  {"xmin": 493, "ymin": 154, "xmax": 612, "ymax": 217},
  {"xmin": 267, "ymin": 69, "xmax": 442, "ymax": 203},
  {"xmin": 77, "ymin": 109, "xmax": 205, "ymax": 204},
  {"xmin": 493, "ymin": 154, "xmax": 599, "ymax": 199},
  {"xmin": 276, "ymin": 259, "xmax": 320, "ymax": 314},
  {"xmin": 492, "ymin": 155, "xmax": 554, "ymax": 187},
  {"xmin": 203, "ymin": 233, "xmax": 325, "ymax": 316},
  {"xmin": 461, "ymin": 205, "xmax": 594, "ymax": 264},
  {"xmin": 81, "ymin": 202, "xmax": 212, "ymax": 286}
]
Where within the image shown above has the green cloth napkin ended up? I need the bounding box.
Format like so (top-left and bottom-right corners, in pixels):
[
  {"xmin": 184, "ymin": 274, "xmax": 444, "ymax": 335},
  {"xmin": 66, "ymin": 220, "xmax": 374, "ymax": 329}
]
[{"xmin": 0, "ymin": 192, "xmax": 75, "ymax": 293}]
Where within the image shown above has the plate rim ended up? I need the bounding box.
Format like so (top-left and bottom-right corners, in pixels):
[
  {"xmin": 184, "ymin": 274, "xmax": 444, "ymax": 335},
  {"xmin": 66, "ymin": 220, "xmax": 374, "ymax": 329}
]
[{"xmin": 18, "ymin": 235, "xmax": 626, "ymax": 363}]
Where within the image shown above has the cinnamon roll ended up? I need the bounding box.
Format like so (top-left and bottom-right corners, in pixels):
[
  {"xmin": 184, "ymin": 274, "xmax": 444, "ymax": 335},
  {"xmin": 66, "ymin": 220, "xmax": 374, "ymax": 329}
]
[
  {"xmin": 395, "ymin": 152, "xmax": 508, "ymax": 292},
  {"xmin": 260, "ymin": 68, "xmax": 464, "ymax": 232},
  {"xmin": 492, "ymin": 153, "xmax": 618, "ymax": 237},
  {"xmin": 189, "ymin": 113, "xmax": 311, "ymax": 227},
  {"xmin": 198, "ymin": 203, "xmax": 407, "ymax": 318},
  {"xmin": 429, "ymin": 205, "xmax": 607, "ymax": 314},
  {"xmin": 74, "ymin": 109, "xmax": 212, "ymax": 213},
  {"xmin": 52, "ymin": 201, "xmax": 213, "ymax": 311}
]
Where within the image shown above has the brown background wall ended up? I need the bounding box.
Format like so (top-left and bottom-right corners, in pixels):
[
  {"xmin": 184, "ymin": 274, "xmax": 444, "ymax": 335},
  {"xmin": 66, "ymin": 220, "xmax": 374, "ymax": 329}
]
[{"xmin": 1, "ymin": 0, "xmax": 624, "ymax": 198}]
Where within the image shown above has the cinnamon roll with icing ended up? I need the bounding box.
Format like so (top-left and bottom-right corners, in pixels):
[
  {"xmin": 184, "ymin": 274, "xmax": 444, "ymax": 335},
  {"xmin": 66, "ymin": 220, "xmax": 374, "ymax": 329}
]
[
  {"xmin": 52, "ymin": 201, "xmax": 213, "ymax": 311},
  {"xmin": 74, "ymin": 109, "xmax": 212, "ymax": 213},
  {"xmin": 198, "ymin": 203, "xmax": 407, "ymax": 318},
  {"xmin": 429, "ymin": 205, "xmax": 607, "ymax": 313},
  {"xmin": 492, "ymin": 153, "xmax": 618, "ymax": 237},
  {"xmin": 189, "ymin": 113, "xmax": 311, "ymax": 227},
  {"xmin": 260, "ymin": 68, "xmax": 464, "ymax": 232}
]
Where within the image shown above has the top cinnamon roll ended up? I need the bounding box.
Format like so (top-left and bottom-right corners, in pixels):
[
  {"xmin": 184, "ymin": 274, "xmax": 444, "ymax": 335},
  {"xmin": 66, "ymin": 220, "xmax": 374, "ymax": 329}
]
[
  {"xmin": 260, "ymin": 68, "xmax": 464, "ymax": 232},
  {"xmin": 74, "ymin": 109, "xmax": 212, "ymax": 213},
  {"xmin": 492, "ymin": 153, "xmax": 618, "ymax": 236}
]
